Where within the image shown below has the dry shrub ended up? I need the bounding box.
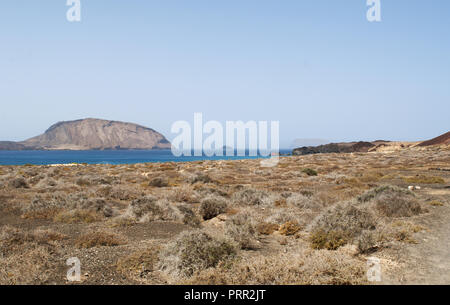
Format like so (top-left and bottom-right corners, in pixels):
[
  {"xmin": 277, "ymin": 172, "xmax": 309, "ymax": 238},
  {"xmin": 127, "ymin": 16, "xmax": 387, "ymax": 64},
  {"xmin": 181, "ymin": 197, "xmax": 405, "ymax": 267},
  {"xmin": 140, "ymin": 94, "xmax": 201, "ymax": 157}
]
[
  {"xmin": 109, "ymin": 216, "xmax": 138, "ymax": 227},
  {"xmin": 393, "ymin": 229, "xmax": 417, "ymax": 243},
  {"xmin": 75, "ymin": 230, "xmax": 127, "ymax": 248},
  {"xmin": 403, "ymin": 175, "xmax": 445, "ymax": 184},
  {"xmin": 374, "ymin": 192, "xmax": 421, "ymax": 218},
  {"xmin": 356, "ymin": 230, "xmax": 377, "ymax": 254},
  {"xmin": 302, "ymin": 168, "xmax": 318, "ymax": 176},
  {"xmin": 287, "ymin": 193, "xmax": 321, "ymax": 210},
  {"xmin": 266, "ymin": 209, "xmax": 298, "ymax": 226},
  {"xmin": 189, "ymin": 172, "xmax": 213, "ymax": 184},
  {"xmin": 116, "ymin": 248, "xmax": 159, "ymax": 279},
  {"xmin": 97, "ymin": 185, "xmax": 136, "ymax": 201},
  {"xmin": 184, "ymin": 247, "xmax": 367, "ymax": 285},
  {"xmin": 1, "ymin": 226, "xmax": 34, "ymax": 255},
  {"xmin": 0, "ymin": 226, "xmax": 62, "ymax": 255},
  {"xmin": 9, "ymin": 177, "xmax": 29, "ymax": 189},
  {"xmin": 428, "ymin": 200, "xmax": 444, "ymax": 206},
  {"xmin": 167, "ymin": 185, "xmax": 198, "ymax": 203},
  {"xmin": 309, "ymin": 202, "xmax": 376, "ymax": 250},
  {"xmin": 358, "ymin": 185, "xmax": 413, "ymax": 203},
  {"xmin": 149, "ymin": 176, "xmax": 169, "ymax": 187},
  {"xmin": 200, "ymin": 196, "xmax": 228, "ymax": 220},
  {"xmin": 0, "ymin": 226, "xmax": 63, "ymax": 284},
  {"xmin": 22, "ymin": 207, "xmax": 63, "ymax": 220},
  {"xmin": 0, "ymin": 246, "xmax": 56, "ymax": 284},
  {"xmin": 32, "ymin": 229, "xmax": 67, "ymax": 243},
  {"xmin": 75, "ymin": 177, "xmax": 91, "ymax": 186},
  {"xmin": 76, "ymin": 198, "xmax": 117, "ymax": 218},
  {"xmin": 177, "ymin": 205, "xmax": 201, "ymax": 227},
  {"xmin": 21, "ymin": 194, "xmax": 68, "ymax": 219},
  {"xmin": 274, "ymin": 198, "xmax": 287, "ymax": 207},
  {"xmin": 158, "ymin": 230, "xmax": 236, "ymax": 278},
  {"xmin": 310, "ymin": 230, "xmax": 349, "ymax": 251},
  {"xmin": 256, "ymin": 222, "xmax": 279, "ymax": 235},
  {"xmin": 196, "ymin": 186, "xmax": 229, "ymax": 198},
  {"xmin": 358, "ymin": 185, "xmax": 421, "ymax": 217},
  {"xmin": 279, "ymin": 221, "xmax": 302, "ymax": 236},
  {"xmin": 126, "ymin": 196, "xmax": 183, "ymax": 222},
  {"xmin": 389, "ymin": 221, "xmax": 424, "ymax": 243},
  {"xmin": 225, "ymin": 213, "xmax": 258, "ymax": 249},
  {"xmin": 54, "ymin": 209, "xmax": 103, "ymax": 224},
  {"xmin": 232, "ymin": 188, "xmax": 270, "ymax": 206}
]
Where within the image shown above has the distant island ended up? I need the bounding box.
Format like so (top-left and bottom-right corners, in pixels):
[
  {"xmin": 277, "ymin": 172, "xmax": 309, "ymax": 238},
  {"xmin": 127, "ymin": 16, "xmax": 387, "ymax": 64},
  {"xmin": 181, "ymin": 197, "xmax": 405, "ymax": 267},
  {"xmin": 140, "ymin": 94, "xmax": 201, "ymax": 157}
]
[
  {"xmin": 0, "ymin": 118, "xmax": 171, "ymax": 150},
  {"xmin": 292, "ymin": 132, "xmax": 450, "ymax": 156}
]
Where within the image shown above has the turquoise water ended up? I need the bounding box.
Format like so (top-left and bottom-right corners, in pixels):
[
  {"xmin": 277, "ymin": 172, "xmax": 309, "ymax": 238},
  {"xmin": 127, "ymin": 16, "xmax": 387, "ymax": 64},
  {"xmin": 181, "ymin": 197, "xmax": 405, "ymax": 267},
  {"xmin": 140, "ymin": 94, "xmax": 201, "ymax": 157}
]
[{"xmin": 0, "ymin": 150, "xmax": 291, "ymax": 166}]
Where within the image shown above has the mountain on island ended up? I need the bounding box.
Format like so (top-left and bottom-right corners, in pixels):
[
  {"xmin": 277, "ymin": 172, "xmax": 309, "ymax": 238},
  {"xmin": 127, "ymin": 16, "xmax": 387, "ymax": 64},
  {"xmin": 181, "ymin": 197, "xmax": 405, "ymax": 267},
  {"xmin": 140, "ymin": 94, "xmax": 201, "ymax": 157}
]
[{"xmin": 0, "ymin": 118, "xmax": 171, "ymax": 150}]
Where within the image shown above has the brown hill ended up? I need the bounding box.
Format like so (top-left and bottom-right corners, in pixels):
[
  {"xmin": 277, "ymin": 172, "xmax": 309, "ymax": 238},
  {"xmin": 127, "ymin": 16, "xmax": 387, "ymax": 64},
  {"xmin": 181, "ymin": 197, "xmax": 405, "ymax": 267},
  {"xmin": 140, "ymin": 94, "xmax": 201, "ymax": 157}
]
[
  {"xmin": 418, "ymin": 131, "xmax": 450, "ymax": 147},
  {"xmin": 292, "ymin": 141, "xmax": 376, "ymax": 156},
  {"xmin": 16, "ymin": 118, "xmax": 171, "ymax": 150}
]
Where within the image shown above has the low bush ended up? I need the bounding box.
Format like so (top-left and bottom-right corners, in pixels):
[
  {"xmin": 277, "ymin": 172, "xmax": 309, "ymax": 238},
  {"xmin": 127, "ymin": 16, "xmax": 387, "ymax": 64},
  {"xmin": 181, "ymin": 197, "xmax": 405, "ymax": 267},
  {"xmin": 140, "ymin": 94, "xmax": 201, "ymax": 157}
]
[
  {"xmin": 116, "ymin": 248, "xmax": 159, "ymax": 279},
  {"xmin": 279, "ymin": 221, "xmax": 302, "ymax": 236},
  {"xmin": 149, "ymin": 176, "xmax": 169, "ymax": 187},
  {"xmin": 358, "ymin": 185, "xmax": 421, "ymax": 217},
  {"xmin": 177, "ymin": 205, "xmax": 201, "ymax": 227},
  {"xmin": 357, "ymin": 230, "xmax": 377, "ymax": 254},
  {"xmin": 302, "ymin": 168, "xmax": 318, "ymax": 176},
  {"xmin": 403, "ymin": 175, "xmax": 445, "ymax": 184},
  {"xmin": 309, "ymin": 202, "xmax": 376, "ymax": 250},
  {"xmin": 53, "ymin": 209, "xmax": 103, "ymax": 224},
  {"xmin": 183, "ymin": 247, "xmax": 367, "ymax": 285},
  {"xmin": 75, "ymin": 231, "xmax": 126, "ymax": 248},
  {"xmin": 225, "ymin": 213, "xmax": 258, "ymax": 249},
  {"xmin": 75, "ymin": 177, "xmax": 91, "ymax": 186},
  {"xmin": 232, "ymin": 188, "xmax": 269, "ymax": 206},
  {"xmin": 158, "ymin": 230, "xmax": 236, "ymax": 278},
  {"xmin": 9, "ymin": 177, "xmax": 29, "ymax": 189},
  {"xmin": 256, "ymin": 222, "xmax": 279, "ymax": 235},
  {"xmin": 189, "ymin": 172, "xmax": 213, "ymax": 184},
  {"xmin": 428, "ymin": 200, "xmax": 444, "ymax": 206},
  {"xmin": 357, "ymin": 185, "xmax": 413, "ymax": 203},
  {"xmin": 126, "ymin": 196, "xmax": 183, "ymax": 222},
  {"xmin": 167, "ymin": 185, "xmax": 198, "ymax": 203},
  {"xmin": 200, "ymin": 196, "xmax": 228, "ymax": 220},
  {"xmin": 21, "ymin": 195, "xmax": 67, "ymax": 219},
  {"xmin": 287, "ymin": 193, "xmax": 320, "ymax": 210}
]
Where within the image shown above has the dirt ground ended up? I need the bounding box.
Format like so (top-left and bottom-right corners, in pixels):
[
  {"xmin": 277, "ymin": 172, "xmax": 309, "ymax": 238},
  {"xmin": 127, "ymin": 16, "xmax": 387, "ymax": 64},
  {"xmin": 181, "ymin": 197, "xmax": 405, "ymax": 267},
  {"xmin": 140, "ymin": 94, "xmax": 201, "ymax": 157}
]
[
  {"xmin": 0, "ymin": 145, "xmax": 449, "ymax": 285},
  {"xmin": 381, "ymin": 188, "xmax": 450, "ymax": 284}
]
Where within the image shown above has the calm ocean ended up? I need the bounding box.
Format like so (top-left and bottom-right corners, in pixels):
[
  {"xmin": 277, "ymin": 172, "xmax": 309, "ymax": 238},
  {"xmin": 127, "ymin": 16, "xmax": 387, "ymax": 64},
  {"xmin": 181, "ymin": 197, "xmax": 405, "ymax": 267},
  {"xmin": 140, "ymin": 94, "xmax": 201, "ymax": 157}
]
[{"xmin": 0, "ymin": 149, "xmax": 292, "ymax": 166}]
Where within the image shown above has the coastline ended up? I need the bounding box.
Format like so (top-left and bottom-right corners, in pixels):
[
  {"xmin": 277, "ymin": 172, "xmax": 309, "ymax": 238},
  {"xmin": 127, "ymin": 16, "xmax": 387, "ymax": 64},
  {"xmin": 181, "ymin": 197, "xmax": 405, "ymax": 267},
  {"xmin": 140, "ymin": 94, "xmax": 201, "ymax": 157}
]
[{"xmin": 0, "ymin": 149, "xmax": 292, "ymax": 166}]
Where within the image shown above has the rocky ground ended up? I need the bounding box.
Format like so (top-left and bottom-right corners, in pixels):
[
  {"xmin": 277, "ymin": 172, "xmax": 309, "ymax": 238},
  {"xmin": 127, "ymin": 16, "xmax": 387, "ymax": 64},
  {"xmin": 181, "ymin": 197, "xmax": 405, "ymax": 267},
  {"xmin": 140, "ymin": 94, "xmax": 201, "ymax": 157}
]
[{"xmin": 0, "ymin": 145, "xmax": 449, "ymax": 285}]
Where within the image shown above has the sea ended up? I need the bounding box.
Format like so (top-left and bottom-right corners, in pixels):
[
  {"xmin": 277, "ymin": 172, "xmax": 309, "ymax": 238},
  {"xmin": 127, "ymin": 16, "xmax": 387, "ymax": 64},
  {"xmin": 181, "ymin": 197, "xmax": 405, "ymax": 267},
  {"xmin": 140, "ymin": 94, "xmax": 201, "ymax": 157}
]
[{"xmin": 0, "ymin": 149, "xmax": 292, "ymax": 166}]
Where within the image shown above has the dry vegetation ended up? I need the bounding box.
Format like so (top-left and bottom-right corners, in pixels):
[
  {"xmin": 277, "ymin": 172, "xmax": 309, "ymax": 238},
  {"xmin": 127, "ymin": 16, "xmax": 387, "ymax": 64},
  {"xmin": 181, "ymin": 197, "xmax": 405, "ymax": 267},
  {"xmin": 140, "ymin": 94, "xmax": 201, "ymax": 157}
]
[{"xmin": 0, "ymin": 145, "xmax": 449, "ymax": 284}]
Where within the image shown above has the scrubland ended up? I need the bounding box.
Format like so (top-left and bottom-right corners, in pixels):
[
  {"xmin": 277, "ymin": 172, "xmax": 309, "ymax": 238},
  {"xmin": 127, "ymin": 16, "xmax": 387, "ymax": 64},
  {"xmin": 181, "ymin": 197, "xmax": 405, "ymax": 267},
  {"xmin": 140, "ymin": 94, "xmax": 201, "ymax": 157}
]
[{"xmin": 0, "ymin": 145, "xmax": 449, "ymax": 284}]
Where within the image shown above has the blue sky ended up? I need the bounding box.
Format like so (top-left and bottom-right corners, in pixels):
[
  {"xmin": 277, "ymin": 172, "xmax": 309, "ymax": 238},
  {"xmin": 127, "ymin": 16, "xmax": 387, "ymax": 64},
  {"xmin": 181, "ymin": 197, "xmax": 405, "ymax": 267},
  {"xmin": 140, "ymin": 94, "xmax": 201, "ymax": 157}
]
[{"xmin": 0, "ymin": 0, "xmax": 449, "ymax": 148}]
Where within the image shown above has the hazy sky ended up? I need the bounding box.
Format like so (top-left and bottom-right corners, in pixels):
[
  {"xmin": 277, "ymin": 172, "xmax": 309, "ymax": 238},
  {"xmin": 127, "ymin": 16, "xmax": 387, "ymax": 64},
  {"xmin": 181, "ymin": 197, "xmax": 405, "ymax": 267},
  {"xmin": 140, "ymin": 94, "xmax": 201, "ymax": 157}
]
[{"xmin": 1, "ymin": 0, "xmax": 449, "ymax": 148}]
